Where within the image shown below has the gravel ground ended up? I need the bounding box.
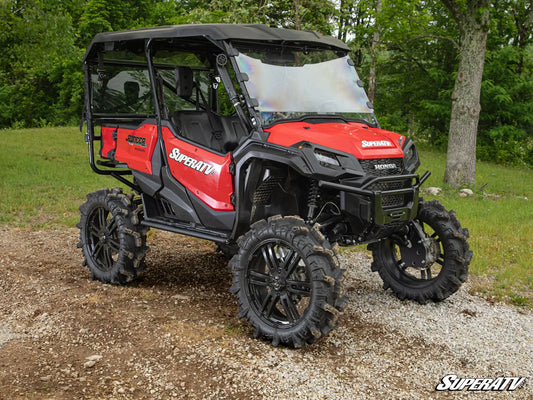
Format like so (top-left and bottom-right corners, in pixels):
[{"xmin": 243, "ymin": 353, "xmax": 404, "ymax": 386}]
[{"xmin": 0, "ymin": 227, "xmax": 531, "ymax": 399}]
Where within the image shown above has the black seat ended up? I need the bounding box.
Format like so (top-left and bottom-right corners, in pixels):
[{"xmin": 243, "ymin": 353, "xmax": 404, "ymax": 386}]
[
  {"xmin": 220, "ymin": 115, "xmax": 246, "ymax": 151},
  {"xmin": 170, "ymin": 67, "xmax": 247, "ymax": 152},
  {"xmin": 170, "ymin": 110, "xmax": 246, "ymax": 153}
]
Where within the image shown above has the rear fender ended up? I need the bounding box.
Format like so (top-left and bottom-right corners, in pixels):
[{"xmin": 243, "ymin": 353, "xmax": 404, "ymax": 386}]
[{"xmin": 114, "ymin": 124, "xmax": 159, "ymax": 174}]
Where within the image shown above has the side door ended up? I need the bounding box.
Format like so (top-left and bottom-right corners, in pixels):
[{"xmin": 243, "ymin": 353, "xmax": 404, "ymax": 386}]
[{"xmin": 154, "ymin": 58, "xmax": 235, "ymax": 213}]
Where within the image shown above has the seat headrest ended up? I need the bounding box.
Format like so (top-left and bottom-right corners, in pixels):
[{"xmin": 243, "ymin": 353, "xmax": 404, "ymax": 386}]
[
  {"xmin": 124, "ymin": 81, "xmax": 140, "ymax": 104},
  {"xmin": 175, "ymin": 66, "xmax": 193, "ymax": 98}
]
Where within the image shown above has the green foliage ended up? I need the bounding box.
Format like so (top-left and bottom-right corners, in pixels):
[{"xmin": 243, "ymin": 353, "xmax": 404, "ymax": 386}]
[
  {"xmin": 478, "ymin": 45, "xmax": 533, "ymax": 167},
  {"xmin": 170, "ymin": 0, "xmax": 335, "ymax": 33},
  {"xmin": 0, "ymin": 1, "xmax": 82, "ymax": 128},
  {"xmin": 0, "ymin": 0, "xmax": 531, "ymax": 168},
  {"xmin": 345, "ymin": 0, "xmax": 533, "ymax": 168}
]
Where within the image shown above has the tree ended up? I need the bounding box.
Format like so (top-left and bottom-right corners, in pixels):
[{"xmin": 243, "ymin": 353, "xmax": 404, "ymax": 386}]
[
  {"xmin": 0, "ymin": 0, "xmax": 82, "ymax": 127},
  {"xmin": 441, "ymin": 0, "xmax": 491, "ymax": 188},
  {"xmin": 367, "ymin": 0, "xmax": 382, "ymax": 103},
  {"xmin": 184, "ymin": 0, "xmax": 335, "ymax": 33}
]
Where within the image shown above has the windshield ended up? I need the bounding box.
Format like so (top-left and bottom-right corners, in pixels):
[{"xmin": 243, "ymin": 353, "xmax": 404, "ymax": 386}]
[{"xmin": 234, "ymin": 47, "xmax": 375, "ymax": 126}]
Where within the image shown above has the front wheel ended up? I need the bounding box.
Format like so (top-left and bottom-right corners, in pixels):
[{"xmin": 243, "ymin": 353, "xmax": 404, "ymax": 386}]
[
  {"xmin": 230, "ymin": 216, "xmax": 346, "ymax": 347},
  {"xmin": 370, "ymin": 200, "xmax": 472, "ymax": 304}
]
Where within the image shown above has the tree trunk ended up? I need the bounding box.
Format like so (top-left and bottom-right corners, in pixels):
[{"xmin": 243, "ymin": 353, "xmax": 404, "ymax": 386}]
[
  {"xmin": 443, "ymin": 0, "xmax": 490, "ymax": 188},
  {"xmin": 367, "ymin": 0, "xmax": 381, "ymax": 103},
  {"xmin": 294, "ymin": 0, "xmax": 302, "ymax": 30}
]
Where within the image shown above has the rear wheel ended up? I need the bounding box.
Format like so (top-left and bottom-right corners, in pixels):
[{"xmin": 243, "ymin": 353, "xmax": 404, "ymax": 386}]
[
  {"xmin": 230, "ymin": 216, "xmax": 346, "ymax": 347},
  {"xmin": 370, "ymin": 200, "xmax": 472, "ymax": 303},
  {"xmin": 77, "ymin": 188, "xmax": 148, "ymax": 284}
]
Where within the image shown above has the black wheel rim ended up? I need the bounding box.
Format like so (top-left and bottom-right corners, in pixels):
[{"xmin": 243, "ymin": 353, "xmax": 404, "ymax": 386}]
[
  {"xmin": 246, "ymin": 240, "xmax": 312, "ymax": 328},
  {"xmin": 390, "ymin": 220, "xmax": 444, "ymax": 286},
  {"xmin": 87, "ymin": 205, "xmax": 120, "ymax": 272}
]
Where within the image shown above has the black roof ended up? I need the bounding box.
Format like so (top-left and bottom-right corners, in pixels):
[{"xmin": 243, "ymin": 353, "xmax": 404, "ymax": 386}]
[{"xmin": 83, "ymin": 24, "xmax": 349, "ymax": 61}]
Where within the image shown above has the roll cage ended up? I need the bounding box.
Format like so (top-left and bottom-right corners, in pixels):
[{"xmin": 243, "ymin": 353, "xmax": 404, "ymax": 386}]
[{"xmin": 81, "ymin": 25, "xmax": 351, "ymax": 181}]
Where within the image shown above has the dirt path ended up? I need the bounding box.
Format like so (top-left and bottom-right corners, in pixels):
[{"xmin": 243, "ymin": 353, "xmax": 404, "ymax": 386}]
[{"xmin": 0, "ymin": 227, "xmax": 531, "ymax": 399}]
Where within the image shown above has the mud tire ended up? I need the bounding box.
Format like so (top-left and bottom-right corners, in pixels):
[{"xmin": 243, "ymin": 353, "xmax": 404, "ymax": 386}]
[
  {"xmin": 230, "ymin": 216, "xmax": 346, "ymax": 347},
  {"xmin": 77, "ymin": 188, "xmax": 148, "ymax": 284},
  {"xmin": 371, "ymin": 200, "xmax": 472, "ymax": 303}
]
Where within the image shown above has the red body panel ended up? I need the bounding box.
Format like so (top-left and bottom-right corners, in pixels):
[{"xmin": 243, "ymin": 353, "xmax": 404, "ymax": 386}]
[
  {"xmin": 101, "ymin": 126, "xmax": 116, "ymax": 158},
  {"xmin": 266, "ymin": 122, "xmax": 405, "ymax": 159},
  {"xmin": 114, "ymin": 124, "xmax": 158, "ymax": 174},
  {"xmin": 162, "ymin": 127, "xmax": 234, "ymax": 211}
]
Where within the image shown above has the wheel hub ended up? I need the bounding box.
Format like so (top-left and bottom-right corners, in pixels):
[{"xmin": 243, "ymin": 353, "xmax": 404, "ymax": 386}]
[
  {"xmin": 99, "ymin": 231, "xmax": 111, "ymax": 243},
  {"xmin": 399, "ymin": 222, "xmax": 439, "ymax": 269},
  {"xmin": 400, "ymin": 241, "xmax": 429, "ymax": 268},
  {"xmin": 271, "ymin": 275, "xmax": 285, "ymax": 291}
]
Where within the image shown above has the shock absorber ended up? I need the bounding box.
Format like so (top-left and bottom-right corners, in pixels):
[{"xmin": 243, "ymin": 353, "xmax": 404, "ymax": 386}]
[{"xmin": 306, "ymin": 180, "xmax": 320, "ymax": 222}]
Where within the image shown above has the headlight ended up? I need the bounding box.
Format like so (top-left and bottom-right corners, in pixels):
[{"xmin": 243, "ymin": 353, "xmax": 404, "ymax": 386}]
[
  {"xmin": 405, "ymin": 146, "xmax": 414, "ymax": 161},
  {"xmin": 314, "ymin": 150, "xmax": 340, "ymax": 167},
  {"xmin": 402, "ymin": 139, "xmax": 420, "ymax": 173}
]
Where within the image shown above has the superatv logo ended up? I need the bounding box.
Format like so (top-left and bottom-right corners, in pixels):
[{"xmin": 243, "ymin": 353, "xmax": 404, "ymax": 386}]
[
  {"xmin": 126, "ymin": 134, "xmax": 146, "ymax": 148},
  {"xmin": 361, "ymin": 140, "xmax": 393, "ymax": 148},
  {"xmin": 435, "ymin": 375, "xmax": 526, "ymax": 392},
  {"xmin": 168, "ymin": 148, "xmax": 216, "ymax": 175}
]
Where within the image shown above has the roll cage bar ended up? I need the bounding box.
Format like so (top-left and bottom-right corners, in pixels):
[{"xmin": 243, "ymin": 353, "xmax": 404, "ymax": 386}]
[
  {"xmin": 81, "ymin": 25, "xmax": 352, "ymax": 190},
  {"xmin": 81, "ymin": 37, "xmax": 260, "ymax": 184}
]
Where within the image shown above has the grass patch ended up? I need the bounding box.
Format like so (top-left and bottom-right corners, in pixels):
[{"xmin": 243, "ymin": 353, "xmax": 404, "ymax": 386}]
[
  {"xmin": 0, "ymin": 127, "xmax": 115, "ymax": 228},
  {"xmin": 419, "ymin": 149, "xmax": 532, "ymax": 307},
  {"xmin": 0, "ymin": 127, "xmax": 531, "ymax": 306}
]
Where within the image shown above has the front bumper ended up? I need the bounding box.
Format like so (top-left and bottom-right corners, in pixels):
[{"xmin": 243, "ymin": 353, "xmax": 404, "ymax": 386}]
[{"xmin": 318, "ymin": 171, "xmax": 430, "ymax": 225}]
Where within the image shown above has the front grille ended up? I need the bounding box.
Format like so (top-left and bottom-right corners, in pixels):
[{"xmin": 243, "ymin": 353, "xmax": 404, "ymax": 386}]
[
  {"xmin": 359, "ymin": 158, "xmax": 408, "ymax": 208},
  {"xmin": 359, "ymin": 158, "xmax": 404, "ymax": 177},
  {"xmin": 382, "ymin": 193, "xmax": 406, "ymax": 208},
  {"xmin": 368, "ymin": 180, "xmax": 408, "ymax": 207}
]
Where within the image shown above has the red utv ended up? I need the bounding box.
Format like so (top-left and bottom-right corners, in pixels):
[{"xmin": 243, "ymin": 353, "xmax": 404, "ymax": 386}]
[{"xmin": 78, "ymin": 24, "xmax": 472, "ymax": 347}]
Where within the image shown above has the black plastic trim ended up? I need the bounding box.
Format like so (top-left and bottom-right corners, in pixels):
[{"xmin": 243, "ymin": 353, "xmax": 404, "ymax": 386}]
[
  {"xmin": 142, "ymin": 217, "xmax": 229, "ymax": 243},
  {"xmin": 187, "ymin": 188, "xmax": 236, "ymax": 231},
  {"xmin": 402, "ymin": 137, "xmax": 421, "ymax": 174},
  {"xmin": 261, "ymin": 115, "xmax": 377, "ymax": 130}
]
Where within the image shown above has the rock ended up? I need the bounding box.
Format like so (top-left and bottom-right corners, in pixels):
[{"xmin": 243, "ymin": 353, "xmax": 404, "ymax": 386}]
[
  {"xmin": 171, "ymin": 294, "xmax": 190, "ymax": 301},
  {"xmin": 458, "ymin": 188, "xmax": 474, "ymax": 197},
  {"xmin": 423, "ymin": 187, "xmax": 442, "ymax": 196},
  {"xmin": 85, "ymin": 355, "xmax": 103, "ymax": 362},
  {"xmin": 84, "ymin": 360, "xmax": 96, "ymax": 368}
]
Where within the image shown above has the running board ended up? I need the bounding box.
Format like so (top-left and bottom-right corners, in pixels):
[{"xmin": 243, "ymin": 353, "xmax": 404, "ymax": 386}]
[{"xmin": 142, "ymin": 217, "xmax": 230, "ymax": 243}]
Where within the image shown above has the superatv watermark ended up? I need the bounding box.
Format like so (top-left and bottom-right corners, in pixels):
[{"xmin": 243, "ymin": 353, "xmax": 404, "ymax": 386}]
[
  {"xmin": 168, "ymin": 148, "xmax": 216, "ymax": 175},
  {"xmin": 435, "ymin": 374, "xmax": 526, "ymax": 392}
]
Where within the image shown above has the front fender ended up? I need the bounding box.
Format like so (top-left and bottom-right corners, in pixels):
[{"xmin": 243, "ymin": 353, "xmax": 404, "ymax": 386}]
[{"xmin": 230, "ymin": 139, "xmax": 366, "ymax": 239}]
